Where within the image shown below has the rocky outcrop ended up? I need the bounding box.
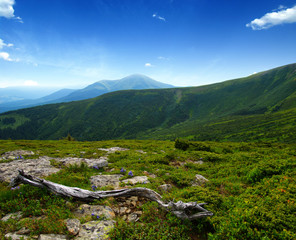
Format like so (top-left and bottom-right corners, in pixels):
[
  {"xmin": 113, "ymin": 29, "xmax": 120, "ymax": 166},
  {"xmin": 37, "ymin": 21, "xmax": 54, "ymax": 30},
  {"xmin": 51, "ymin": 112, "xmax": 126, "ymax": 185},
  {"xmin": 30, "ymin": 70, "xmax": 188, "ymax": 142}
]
[
  {"xmin": 90, "ymin": 175, "xmax": 123, "ymax": 188},
  {"xmin": 0, "ymin": 156, "xmax": 108, "ymax": 183},
  {"xmin": 1, "ymin": 211, "xmax": 23, "ymax": 222},
  {"xmin": 0, "ymin": 156, "xmax": 60, "ymax": 183},
  {"xmin": 73, "ymin": 204, "xmax": 115, "ymax": 220},
  {"xmin": 76, "ymin": 220, "xmax": 115, "ymax": 240},
  {"xmin": 38, "ymin": 234, "xmax": 69, "ymax": 240},
  {"xmin": 158, "ymin": 184, "xmax": 173, "ymax": 192},
  {"xmin": 65, "ymin": 219, "xmax": 81, "ymax": 236},
  {"xmin": 1, "ymin": 150, "xmax": 35, "ymax": 160},
  {"xmin": 4, "ymin": 232, "xmax": 30, "ymax": 240},
  {"xmin": 192, "ymin": 174, "xmax": 209, "ymax": 186},
  {"xmin": 122, "ymin": 176, "xmax": 150, "ymax": 185},
  {"xmin": 97, "ymin": 147, "xmax": 129, "ymax": 154}
]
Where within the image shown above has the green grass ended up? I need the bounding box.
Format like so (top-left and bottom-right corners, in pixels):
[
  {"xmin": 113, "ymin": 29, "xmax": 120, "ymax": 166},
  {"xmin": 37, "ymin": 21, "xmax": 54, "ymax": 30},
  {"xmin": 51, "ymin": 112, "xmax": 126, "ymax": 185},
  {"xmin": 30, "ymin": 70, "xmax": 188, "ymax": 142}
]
[{"xmin": 0, "ymin": 139, "xmax": 295, "ymax": 239}]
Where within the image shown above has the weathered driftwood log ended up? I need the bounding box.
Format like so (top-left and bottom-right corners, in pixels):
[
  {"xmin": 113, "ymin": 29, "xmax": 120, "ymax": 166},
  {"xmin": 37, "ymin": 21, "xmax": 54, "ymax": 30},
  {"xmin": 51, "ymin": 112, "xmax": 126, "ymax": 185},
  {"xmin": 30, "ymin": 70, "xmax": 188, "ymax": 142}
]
[{"xmin": 10, "ymin": 170, "xmax": 213, "ymax": 220}]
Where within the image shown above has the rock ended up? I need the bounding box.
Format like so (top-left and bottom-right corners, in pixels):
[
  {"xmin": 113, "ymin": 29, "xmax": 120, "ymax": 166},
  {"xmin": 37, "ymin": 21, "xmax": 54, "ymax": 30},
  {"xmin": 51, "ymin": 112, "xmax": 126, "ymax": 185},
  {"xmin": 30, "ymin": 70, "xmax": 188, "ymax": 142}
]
[
  {"xmin": 16, "ymin": 227, "xmax": 31, "ymax": 235},
  {"xmin": 76, "ymin": 220, "xmax": 115, "ymax": 240},
  {"xmin": 1, "ymin": 211, "xmax": 23, "ymax": 222},
  {"xmin": 74, "ymin": 204, "xmax": 115, "ymax": 220},
  {"xmin": 84, "ymin": 157, "xmax": 108, "ymax": 168},
  {"xmin": 143, "ymin": 171, "xmax": 156, "ymax": 178},
  {"xmin": 90, "ymin": 175, "xmax": 123, "ymax": 188},
  {"xmin": 134, "ymin": 211, "xmax": 143, "ymax": 215},
  {"xmin": 5, "ymin": 233, "xmax": 30, "ymax": 240},
  {"xmin": 55, "ymin": 157, "xmax": 108, "ymax": 169},
  {"xmin": 119, "ymin": 207, "xmax": 128, "ymax": 215},
  {"xmin": 65, "ymin": 218, "xmax": 81, "ymax": 236},
  {"xmin": 1, "ymin": 150, "xmax": 35, "ymax": 160},
  {"xmin": 0, "ymin": 157, "xmax": 60, "ymax": 182},
  {"xmin": 158, "ymin": 184, "xmax": 173, "ymax": 192},
  {"xmin": 195, "ymin": 161, "xmax": 204, "ymax": 165},
  {"xmin": 98, "ymin": 147, "xmax": 129, "ymax": 154},
  {"xmin": 38, "ymin": 234, "xmax": 69, "ymax": 240},
  {"xmin": 127, "ymin": 213, "xmax": 138, "ymax": 222},
  {"xmin": 192, "ymin": 174, "xmax": 209, "ymax": 186},
  {"xmin": 122, "ymin": 176, "xmax": 150, "ymax": 185},
  {"xmin": 135, "ymin": 150, "xmax": 147, "ymax": 154}
]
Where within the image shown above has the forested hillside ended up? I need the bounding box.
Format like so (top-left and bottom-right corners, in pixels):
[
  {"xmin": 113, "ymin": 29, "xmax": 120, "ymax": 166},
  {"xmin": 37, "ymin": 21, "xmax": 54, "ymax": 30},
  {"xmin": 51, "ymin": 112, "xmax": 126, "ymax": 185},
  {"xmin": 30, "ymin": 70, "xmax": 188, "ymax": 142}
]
[{"xmin": 0, "ymin": 63, "xmax": 296, "ymax": 142}]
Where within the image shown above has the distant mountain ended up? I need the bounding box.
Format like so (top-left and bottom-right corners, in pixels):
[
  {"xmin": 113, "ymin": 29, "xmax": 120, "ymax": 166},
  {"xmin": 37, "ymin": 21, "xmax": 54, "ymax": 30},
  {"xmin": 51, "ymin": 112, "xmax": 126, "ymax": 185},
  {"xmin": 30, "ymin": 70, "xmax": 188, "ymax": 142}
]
[
  {"xmin": 0, "ymin": 63, "xmax": 296, "ymax": 142},
  {"xmin": 0, "ymin": 75, "xmax": 174, "ymax": 113},
  {"xmin": 58, "ymin": 74, "xmax": 174, "ymax": 102},
  {"xmin": 0, "ymin": 87, "xmax": 60, "ymax": 104},
  {"xmin": 0, "ymin": 89, "xmax": 76, "ymax": 113}
]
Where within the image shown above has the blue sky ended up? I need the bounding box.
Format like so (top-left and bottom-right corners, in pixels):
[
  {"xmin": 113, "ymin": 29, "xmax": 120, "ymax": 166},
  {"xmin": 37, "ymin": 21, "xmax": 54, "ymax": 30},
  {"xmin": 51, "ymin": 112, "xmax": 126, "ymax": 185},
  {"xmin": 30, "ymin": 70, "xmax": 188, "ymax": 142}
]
[{"xmin": 0, "ymin": 0, "xmax": 296, "ymax": 88}]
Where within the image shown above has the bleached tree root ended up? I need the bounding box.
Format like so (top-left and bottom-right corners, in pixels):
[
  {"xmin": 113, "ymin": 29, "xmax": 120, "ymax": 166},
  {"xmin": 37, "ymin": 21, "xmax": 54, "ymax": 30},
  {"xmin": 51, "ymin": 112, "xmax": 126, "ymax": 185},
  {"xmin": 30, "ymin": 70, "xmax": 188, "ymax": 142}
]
[{"xmin": 10, "ymin": 170, "xmax": 213, "ymax": 220}]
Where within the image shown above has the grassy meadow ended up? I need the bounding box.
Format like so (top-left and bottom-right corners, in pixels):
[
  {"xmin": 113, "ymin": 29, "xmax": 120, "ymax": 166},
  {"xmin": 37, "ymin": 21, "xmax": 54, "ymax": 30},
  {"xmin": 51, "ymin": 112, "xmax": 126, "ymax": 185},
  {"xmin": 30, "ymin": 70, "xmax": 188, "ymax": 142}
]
[{"xmin": 0, "ymin": 139, "xmax": 295, "ymax": 239}]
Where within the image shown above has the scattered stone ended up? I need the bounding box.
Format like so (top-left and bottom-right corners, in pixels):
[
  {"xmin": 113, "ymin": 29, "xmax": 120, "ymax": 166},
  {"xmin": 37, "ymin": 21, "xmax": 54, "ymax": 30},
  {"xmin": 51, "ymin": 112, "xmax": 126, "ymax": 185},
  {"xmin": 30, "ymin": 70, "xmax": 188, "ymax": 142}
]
[
  {"xmin": 98, "ymin": 147, "xmax": 129, "ymax": 154},
  {"xmin": 192, "ymin": 174, "xmax": 209, "ymax": 186},
  {"xmin": 127, "ymin": 213, "xmax": 138, "ymax": 222},
  {"xmin": 38, "ymin": 234, "xmax": 69, "ymax": 240},
  {"xmin": 1, "ymin": 150, "xmax": 35, "ymax": 160},
  {"xmin": 16, "ymin": 227, "xmax": 31, "ymax": 235},
  {"xmin": 143, "ymin": 171, "xmax": 156, "ymax": 178},
  {"xmin": 158, "ymin": 184, "xmax": 173, "ymax": 192},
  {"xmin": 119, "ymin": 207, "xmax": 128, "ymax": 215},
  {"xmin": 135, "ymin": 150, "xmax": 147, "ymax": 154},
  {"xmin": 134, "ymin": 211, "xmax": 143, "ymax": 215},
  {"xmin": 129, "ymin": 196, "xmax": 138, "ymax": 202},
  {"xmin": 65, "ymin": 218, "xmax": 81, "ymax": 236},
  {"xmin": 84, "ymin": 157, "xmax": 108, "ymax": 168},
  {"xmin": 76, "ymin": 220, "xmax": 115, "ymax": 240},
  {"xmin": 195, "ymin": 160, "xmax": 204, "ymax": 165},
  {"xmin": 55, "ymin": 156, "xmax": 108, "ymax": 168},
  {"xmin": 122, "ymin": 176, "xmax": 149, "ymax": 185},
  {"xmin": 90, "ymin": 175, "xmax": 123, "ymax": 188},
  {"xmin": 4, "ymin": 233, "xmax": 30, "ymax": 240},
  {"xmin": 73, "ymin": 204, "xmax": 115, "ymax": 220},
  {"xmin": 1, "ymin": 211, "xmax": 23, "ymax": 222}
]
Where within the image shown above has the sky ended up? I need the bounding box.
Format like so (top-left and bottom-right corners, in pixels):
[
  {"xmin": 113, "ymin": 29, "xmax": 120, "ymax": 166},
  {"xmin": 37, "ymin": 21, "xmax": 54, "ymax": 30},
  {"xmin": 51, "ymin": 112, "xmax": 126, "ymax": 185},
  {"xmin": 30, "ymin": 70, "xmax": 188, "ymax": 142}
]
[{"xmin": 0, "ymin": 0, "xmax": 296, "ymax": 89}]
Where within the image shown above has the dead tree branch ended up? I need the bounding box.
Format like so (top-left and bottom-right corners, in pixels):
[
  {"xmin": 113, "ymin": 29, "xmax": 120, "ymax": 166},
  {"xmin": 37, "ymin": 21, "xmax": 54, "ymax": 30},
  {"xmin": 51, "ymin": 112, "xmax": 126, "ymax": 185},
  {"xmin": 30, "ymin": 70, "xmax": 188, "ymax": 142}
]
[{"xmin": 10, "ymin": 170, "xmax": 213, "ymax": 220}]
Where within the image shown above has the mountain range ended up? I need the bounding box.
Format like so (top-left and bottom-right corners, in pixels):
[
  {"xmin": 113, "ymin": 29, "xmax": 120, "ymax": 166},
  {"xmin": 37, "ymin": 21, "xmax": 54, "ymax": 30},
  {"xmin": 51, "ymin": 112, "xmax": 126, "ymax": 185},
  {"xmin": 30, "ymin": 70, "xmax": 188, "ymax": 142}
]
[
  {"xmin": 0, "ymin": 74, "xmax": 174, "ymax": 113},
  {"xmin": 0, "ymin": 63, "xmax": 295, "ymax": 142}
]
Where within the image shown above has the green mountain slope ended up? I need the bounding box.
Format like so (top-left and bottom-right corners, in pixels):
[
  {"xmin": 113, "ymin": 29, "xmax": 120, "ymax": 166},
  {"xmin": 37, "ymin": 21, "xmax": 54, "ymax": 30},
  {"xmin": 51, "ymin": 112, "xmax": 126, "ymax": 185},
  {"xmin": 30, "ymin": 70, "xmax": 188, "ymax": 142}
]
[{"xmin": 0, "ymin": 63, "xmax": 296, "ymax": 142}]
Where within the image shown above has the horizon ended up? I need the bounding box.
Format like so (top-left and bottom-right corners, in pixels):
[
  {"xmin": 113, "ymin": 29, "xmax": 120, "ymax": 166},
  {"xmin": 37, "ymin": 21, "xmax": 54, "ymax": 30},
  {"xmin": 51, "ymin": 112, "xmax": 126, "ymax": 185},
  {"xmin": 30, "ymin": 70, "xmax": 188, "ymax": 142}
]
[{"xmin": 1, "ymin": 0, "xmax": 296, "ymax": 88}]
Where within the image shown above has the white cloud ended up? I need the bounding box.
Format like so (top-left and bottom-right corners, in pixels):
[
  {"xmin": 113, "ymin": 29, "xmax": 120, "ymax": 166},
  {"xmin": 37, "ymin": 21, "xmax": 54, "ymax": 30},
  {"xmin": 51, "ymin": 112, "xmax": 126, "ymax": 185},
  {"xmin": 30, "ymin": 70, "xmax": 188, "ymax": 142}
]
[
  {"xmin": 145, "ymin": 63, "xmax": 154, "ymax": 67},
  {"xmin": 152, "ymin": 13, "xmax": 166, "ymax": 22},
  {"xmin": 0, "ymin": 0, "xmax": 15, "ymax": 18},
  {"xmin": 246, "ymin": 5, "xmax": 296, "ymax": 30},
  {"xmin": 23, "ymin": 80, "xmax": 39, "ymax": 86},
  {"xmin": 158, "ymin": 56, "xmax": 170, "ymax": 61},
  {"xmin": 0, "ymin": 52, "xmax": 13, "ymax": 61},
  {"xmin": 0, "ymin": 0, "xmax": 22, "ymax": 22},
  {"xmin": 0, "ymin": 38, "xmax": 13, "ymax": 49},
  {"xmin": 15, "ymin": 15, "xmax": 23, "ymax": 23}
]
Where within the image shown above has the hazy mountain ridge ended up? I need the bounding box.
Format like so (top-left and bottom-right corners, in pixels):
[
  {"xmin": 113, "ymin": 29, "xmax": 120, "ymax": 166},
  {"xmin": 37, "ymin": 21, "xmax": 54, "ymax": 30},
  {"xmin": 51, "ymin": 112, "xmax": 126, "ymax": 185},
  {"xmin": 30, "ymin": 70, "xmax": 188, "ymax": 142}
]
[
  {"xmin": 58, "ymin": 74, "xmax": 174, "ymax": 102},
  {"xmin": 0, "ymin": 75, "xmax": 174, "ymax": 113},
  {"xmin": 0, "ymin": 63, "xmax": 296, "ymax": 142}
]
